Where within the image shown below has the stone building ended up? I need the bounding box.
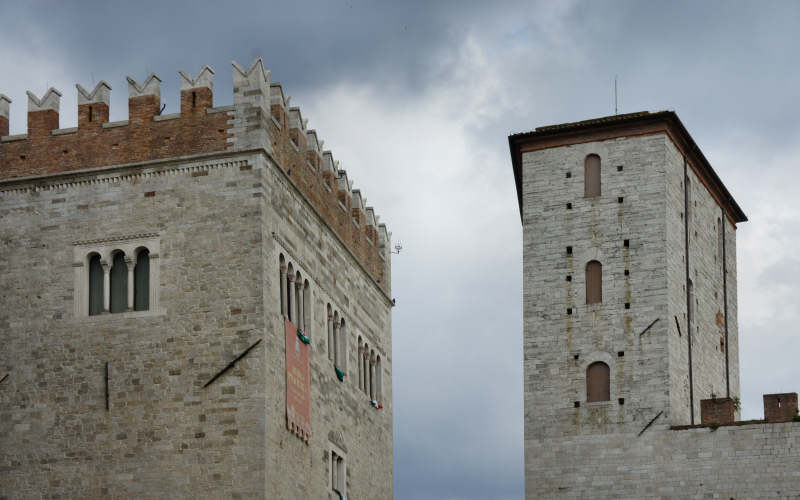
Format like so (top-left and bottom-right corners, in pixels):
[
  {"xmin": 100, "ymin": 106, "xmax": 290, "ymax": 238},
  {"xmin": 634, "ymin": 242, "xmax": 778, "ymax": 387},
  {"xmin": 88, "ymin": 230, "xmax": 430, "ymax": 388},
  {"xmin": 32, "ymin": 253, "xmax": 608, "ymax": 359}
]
[
  {"xmin": 0, "ymin": 58, "xmax": 394, "ymax": 499},
  {"xmin": 509, "ymin": 111, "xmax": 800, "ymax": 498}
]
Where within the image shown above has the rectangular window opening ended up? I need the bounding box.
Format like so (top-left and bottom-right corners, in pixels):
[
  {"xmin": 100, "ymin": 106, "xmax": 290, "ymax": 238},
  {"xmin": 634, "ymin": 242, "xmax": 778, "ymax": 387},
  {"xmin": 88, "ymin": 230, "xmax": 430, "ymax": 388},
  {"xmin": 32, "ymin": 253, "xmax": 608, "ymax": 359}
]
[
  {"xmin": 566, "ymin": 275, "xmax": 572, "ymax": 282},
  {"xmin": 567, "ymin": 308, "xmax": 572, "ymax": 315},
  {"xmin": 566, "ymin": 246, "xmax": 573, "ymax": 255},
  {"xmin": 618, "ymin": 197, "xmax": 624, "ymax": 203},
  {"xmin": 616, "ymin": 165, "xmax": 623, "ymax": 172},
  {"xmin": 624, "ymin": 269, "xmax": 629, "ymax": 276},
  {"xmin": 574, "ymin": 401, "xmax": 580, "ymax": 408},
  {"xmin": 566, "ymin": 203, "xmax": 572, "ymax": 210},
  {"xmin": 618, "ymin": 398, "xmax": 625, "ymax": 405},
  {"xmin": 566, "ymin": 172, "xmax": 572, "ymax": 178},
  {"xmin": 624, "ymin": 303, "xmax": 630, "ymax": 309},
  {"xmin": 617, "ymin": 351, "xmax": 624, "ymax": 357}
]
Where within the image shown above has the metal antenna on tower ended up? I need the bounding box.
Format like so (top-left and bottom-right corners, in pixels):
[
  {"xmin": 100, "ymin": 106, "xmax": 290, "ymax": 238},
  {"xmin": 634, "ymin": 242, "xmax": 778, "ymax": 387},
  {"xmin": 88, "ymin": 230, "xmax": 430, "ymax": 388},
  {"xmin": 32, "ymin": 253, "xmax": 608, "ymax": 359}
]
[
  {"xmin": 392, "ymin": 241, "xmax": 403, "ymax": 255},
  {"xmin": 614, "ymin": 75, "xmax": 618, "ymax": 115}
]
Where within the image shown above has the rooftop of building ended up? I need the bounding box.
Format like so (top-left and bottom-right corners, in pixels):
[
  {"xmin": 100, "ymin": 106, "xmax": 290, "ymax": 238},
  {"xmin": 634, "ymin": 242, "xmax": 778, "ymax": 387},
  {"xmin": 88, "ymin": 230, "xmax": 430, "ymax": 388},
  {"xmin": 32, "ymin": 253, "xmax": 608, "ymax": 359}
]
[{"xmin": 508, "ymin": 110, "xmax": 748, "ymax": 224}]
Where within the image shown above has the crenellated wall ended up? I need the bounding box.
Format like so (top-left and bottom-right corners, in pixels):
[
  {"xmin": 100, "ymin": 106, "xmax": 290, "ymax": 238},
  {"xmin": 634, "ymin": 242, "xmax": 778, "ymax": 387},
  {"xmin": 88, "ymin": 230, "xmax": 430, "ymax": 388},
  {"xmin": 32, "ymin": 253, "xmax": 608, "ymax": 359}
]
[{"xmin": 0, "ymin": 58, "xmax": 390, "ymax": 293}]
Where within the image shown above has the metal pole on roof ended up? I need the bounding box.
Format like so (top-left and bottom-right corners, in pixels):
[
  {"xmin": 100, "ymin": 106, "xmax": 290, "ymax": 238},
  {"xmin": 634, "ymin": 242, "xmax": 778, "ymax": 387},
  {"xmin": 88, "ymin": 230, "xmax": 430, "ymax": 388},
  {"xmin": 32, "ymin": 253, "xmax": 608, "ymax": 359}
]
[{"xmin": 614, "ymin": 75, "xmax": 618, "ymax": 115}]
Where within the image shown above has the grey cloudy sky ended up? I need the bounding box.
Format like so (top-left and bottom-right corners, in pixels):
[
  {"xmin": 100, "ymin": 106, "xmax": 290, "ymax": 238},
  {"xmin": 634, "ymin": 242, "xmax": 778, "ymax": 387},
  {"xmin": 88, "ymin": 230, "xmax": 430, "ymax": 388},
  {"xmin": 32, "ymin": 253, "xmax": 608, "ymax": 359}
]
[{"xmin": 2, "ymin": 1, "xmax": 800, "ymax": 498}]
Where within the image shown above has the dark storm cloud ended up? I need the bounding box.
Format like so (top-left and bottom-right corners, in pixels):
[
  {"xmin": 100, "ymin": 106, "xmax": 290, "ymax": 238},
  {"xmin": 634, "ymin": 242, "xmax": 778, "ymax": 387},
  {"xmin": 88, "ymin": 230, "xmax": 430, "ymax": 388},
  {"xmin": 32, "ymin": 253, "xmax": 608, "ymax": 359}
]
[{"xmin": 3, "ymin": 2, "xmax": 800, "ymax": 499}]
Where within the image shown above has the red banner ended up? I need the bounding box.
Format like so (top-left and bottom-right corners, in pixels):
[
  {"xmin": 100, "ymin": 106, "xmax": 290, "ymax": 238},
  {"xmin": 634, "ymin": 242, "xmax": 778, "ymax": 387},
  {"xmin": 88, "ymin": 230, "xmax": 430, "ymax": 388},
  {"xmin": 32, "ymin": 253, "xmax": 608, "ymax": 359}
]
[{"xmin": 285, "ymin": 318, "xmax": 311, "ymax": 443}]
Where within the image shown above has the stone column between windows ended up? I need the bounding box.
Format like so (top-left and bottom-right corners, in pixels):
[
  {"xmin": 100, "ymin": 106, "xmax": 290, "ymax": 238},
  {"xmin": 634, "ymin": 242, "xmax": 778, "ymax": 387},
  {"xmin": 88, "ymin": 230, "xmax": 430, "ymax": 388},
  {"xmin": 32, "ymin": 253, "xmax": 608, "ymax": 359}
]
[
  {"xmin": 296, "ymin": 281, "xmax": 304, "ymax": 332},
  {"xmin": 327, "ymin": 315, "xmax": 334, "ymax": 361},
  {"xmin": 333, "ymin": 322, "xmax": 340, "ymax": 366},
  {"xmin": 280, "ymin": 265, "xmax": 287, "ymax": 317},
  {"xmin": 125, "ymin": 256, "xmax": 134, "ymax": 311},
  {"xmin": 101, "ymin": 259, "xmax": 110, "ymax": 313}
]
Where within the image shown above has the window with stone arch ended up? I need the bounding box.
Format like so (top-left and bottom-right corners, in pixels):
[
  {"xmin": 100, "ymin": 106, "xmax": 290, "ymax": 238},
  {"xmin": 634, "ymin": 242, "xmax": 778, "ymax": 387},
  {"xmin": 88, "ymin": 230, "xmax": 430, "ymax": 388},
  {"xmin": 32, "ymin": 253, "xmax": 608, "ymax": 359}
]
[
  {"xmin": 278, "ymin": 255, "xmax": 311, "ymax": 336},
  {"xmin": 584, "ymin": 154, "xmax": 601, "ymax": 198},
  {"xmin": 587, "ymin": 361, "xmax": 610, "ymax": 402},
  {"xmin": 361, "ymin": 341, "xmax": 370, "ymax": 395},
  {"xmin": 586, "ymin": 260, "xmax": 602, "ymax": 304},
  {"xmin": 376, "ymin": 354, "xmax": 383, "ymax": 404},
  {"xmin": 357, "ymin": 335, "xmax": 364, "ymax": 389},
  {"xmin": 75, "ymin": 235, "xmax": 159, "ymax": 317}
]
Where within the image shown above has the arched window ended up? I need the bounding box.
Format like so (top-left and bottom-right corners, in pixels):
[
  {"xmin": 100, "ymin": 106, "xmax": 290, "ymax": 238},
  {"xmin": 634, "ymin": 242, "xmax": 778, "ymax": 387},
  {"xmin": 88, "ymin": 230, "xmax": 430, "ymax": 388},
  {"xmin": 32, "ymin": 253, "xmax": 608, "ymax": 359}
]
[
  {"xmin": 339, "ymin": 318, "xmax": 347, "ymax": 373},
  {"xmin": 109, "ymin": 252, "xmax": 128, "ymax": 313},
  {"xmin": 88, "ymin": 253, "xmax": 103, "ymax": 316},
  {"xmin": 134, "ymin": 249, "xmax": 150, "ymax": 311},
  {"xmin": 333, "ymin": 311, "xmax": 340, "ymax": 366},
  {"xmin": 286, "ymin": 263, "xmax": 294, "ymax": 322},
  {"xmin": 279, "ymin": 254, "xmax": 286, "ymax": 316},
  {"xmin": 303, "ymin": 280, "xmax": 310, "ymax": 333},
  {"xmin": 327, "ymin": 304, "xmax": 334, "ymax": 361},
  {"xmin": 357, "ymin": 336, "xmax": 364, "ymax": 389},
  {"xmin": 369, "ymin": 349, "xmax": 376, "ymax": 400},
  {"xmin": 587, "ymin": 361, "xmax": 610, "ymax": 402},
  {"xmin": 584, "ymin": 154, "xmax": 601, "ymax": 198},
  {"xmin": 362, "ymin": 343, "xmax": 369, "ymax": 395},
  {"xmin": 586, "ymin": 260, "xmax": 602, "ymax": 304},
  {"xmin": 376, "ymin": 355, "xmax": 383, "ymax": 404}
]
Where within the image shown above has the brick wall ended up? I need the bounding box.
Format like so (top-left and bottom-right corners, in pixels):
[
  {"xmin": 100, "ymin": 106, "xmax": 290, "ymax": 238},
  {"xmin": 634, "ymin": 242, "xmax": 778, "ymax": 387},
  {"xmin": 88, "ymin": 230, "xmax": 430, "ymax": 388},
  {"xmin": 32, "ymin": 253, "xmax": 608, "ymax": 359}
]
[
  {"xmin": 764, "ymin": 393, "xmax": 798, "ymax": 423},
  {"xmin": 700, "ymin": 397, "xmax": 735, "ymax": 424}
]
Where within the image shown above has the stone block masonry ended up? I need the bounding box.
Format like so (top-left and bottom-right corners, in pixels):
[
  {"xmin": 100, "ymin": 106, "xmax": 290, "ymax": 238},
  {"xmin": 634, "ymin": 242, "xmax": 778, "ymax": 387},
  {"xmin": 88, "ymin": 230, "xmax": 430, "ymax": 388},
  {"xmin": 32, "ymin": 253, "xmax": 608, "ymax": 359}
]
[
  {"xmin": 510, "ymin": 111, "xmax": 800, "ymax": 498},
  {"xmin": 0, "ymin": 58, "xmax": 394, "ymax": 499}
]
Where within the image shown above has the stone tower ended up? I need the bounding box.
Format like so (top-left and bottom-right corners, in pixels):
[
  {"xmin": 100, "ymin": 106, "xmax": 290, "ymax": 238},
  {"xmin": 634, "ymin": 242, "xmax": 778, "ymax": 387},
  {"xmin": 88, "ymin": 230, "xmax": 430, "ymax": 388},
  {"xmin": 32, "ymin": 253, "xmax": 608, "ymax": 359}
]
[
  {"xmin": 507, "ymin": 112, "xmax": 800, "ymax": 498},
  {"xmin": 0, "ymin": 59, "xmax": 394, "ymax": 499}
]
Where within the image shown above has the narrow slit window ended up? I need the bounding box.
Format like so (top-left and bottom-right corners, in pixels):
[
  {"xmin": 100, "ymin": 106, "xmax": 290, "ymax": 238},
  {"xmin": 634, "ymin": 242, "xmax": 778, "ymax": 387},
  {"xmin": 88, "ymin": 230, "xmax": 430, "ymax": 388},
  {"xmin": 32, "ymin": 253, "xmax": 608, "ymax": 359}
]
[
  {"xmin": 134, "ymin": 249, "xmax": 150, "ymax": 311},
  {"xmin": 587, "ymin": 361, "xmax": 610, "ymax": 402},
  {"xmin": 584, "ymin": 154, "xmax": 601, "ymax": 198},
  {"xmin": 586, "ymin": 260, "xmax": 602, "ymax": 304}
]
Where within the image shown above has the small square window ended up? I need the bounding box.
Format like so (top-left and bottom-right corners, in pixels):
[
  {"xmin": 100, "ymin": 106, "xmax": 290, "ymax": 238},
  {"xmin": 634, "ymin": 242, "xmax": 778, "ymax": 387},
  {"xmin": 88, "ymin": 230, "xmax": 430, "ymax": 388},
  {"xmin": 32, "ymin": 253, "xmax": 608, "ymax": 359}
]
[
  {"xmin": 567, "ymin": 308, "xmax": 572, "ymax": 315},
  {"xmin": 623, "ymin": 239, "xmax": 630, "ymax": 248},
  {"xmin": 573, "ymin": 354, "xmax": 579, "ymax": 360},
  {"xmin": 566, "ymin": 275, "xmax": 572, "ymax": 282},
  {"xmin": 617, "ymin": 165, "xmax": 623, "ymax": 172},
  {"xmin": 566, "ymin": 246, "xmax": 573, "ymax": 255},
  {"xmin": 618, "ymin": 398, "xmax": 625, "ymax": 405},
  {"xmin": 566, "ymin": 172, "xmax": 572, "ymax": 178},
  {"xmin": 624, "ymin": 303, "xmax": 630, "ymax": 309},
  {"xmin": 566, "ymin": 203, "xmax": 572, "ymax": 210},
  {"xmin": 574, "ymin": 401, "xmax": 580, "ymax": 408},
  {"xmin": 617, "ymin": 197, "xmax": 624, "ymax": 203},
  {"xmin": 618, "ymin": 351, "xmax": 624, "ymax": 357},
  {"xmin": 624, "ymin": 269, "xmax": 630, "ymax": 276}
]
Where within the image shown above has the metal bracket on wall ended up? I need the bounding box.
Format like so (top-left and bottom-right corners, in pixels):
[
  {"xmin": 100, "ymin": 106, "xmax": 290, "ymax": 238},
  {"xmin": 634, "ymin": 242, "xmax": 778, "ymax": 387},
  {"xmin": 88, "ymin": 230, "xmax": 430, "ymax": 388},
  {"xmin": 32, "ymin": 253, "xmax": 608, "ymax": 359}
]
[
  {"xmin": 638, "ymin": 318, "xmax": 660, "ymax": 337},
  {"xmin": 0, "ymin": 373, "xmax": 8, "ymax": 385},
  {"xmin": 202, "ymin": 339, "xmax": 263, "ymax": 389},
  {"xmin": 674, "ymin": 316, "xmax": 682, "ymax": 337},
  {"xmin": 638, "ymin": 411, "xmax": 664, "ymax": 437}
]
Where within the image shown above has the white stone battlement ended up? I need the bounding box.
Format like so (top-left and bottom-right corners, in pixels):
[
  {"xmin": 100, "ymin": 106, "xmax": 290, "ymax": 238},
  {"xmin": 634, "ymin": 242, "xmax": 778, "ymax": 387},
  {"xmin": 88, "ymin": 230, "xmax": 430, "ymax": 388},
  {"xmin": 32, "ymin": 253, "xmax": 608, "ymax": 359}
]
[
  {"xmin": 178, "ymin": 65, "xmax": 214, "ymax": 91},
  {"xmin": 76, "ymin": 81, "xmax": 112, "ymax": 106},
  {"xmin": 0, "ymin": 94, "xmax": 10, "ymax": 119},
  {"xmin": 26, "ymin": 87, "xmax": 62, "ymax": 112},
  {"xmin": 126, "ymin": 73, "xmax": 162, "ymax": 98}
]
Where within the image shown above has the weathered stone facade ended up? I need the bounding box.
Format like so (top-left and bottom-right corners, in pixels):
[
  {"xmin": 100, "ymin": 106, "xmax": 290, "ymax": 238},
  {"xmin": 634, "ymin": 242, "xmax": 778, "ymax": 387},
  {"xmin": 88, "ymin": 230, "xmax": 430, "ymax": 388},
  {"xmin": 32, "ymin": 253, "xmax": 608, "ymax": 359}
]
[
  {"xmin": 510, "ymin": 112, "xmax": 800, "ymax": 498},
  {"xmin": 0, "ymin": 59, "xmax": 393, "ymax": 499}
]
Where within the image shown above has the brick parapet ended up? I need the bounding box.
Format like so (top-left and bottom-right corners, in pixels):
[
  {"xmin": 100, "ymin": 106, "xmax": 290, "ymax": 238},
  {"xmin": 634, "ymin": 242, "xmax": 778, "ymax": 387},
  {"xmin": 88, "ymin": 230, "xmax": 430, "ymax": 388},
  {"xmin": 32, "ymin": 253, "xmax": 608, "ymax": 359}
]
[
  {"xmin": 700, "ymin": 397, "xmax": 735, "ymax": 424},
  {"xmin": 763, "ymin": 392, "xmax": 798, "ymax": 422},
  {"xmin": 0, "ymin": 58, "xmax": 390, "ymax": 293}
]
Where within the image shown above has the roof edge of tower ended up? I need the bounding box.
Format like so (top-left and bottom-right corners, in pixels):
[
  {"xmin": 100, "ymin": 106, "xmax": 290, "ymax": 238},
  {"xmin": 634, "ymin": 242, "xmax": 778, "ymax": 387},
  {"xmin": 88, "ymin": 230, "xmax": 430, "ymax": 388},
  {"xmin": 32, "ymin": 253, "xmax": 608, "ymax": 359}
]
[{"xmin": 508, "ymin": 110, "xmax": 747, "ymax": 225}]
